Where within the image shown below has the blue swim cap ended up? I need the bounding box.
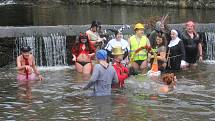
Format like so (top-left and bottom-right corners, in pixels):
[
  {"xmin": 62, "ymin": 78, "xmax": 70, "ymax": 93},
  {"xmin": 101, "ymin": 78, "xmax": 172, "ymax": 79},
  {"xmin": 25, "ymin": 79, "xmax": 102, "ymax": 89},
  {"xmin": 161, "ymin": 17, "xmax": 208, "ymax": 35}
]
[{"xmin": 96, "ymin": 50, "xmax": 107, "ymax": 60}]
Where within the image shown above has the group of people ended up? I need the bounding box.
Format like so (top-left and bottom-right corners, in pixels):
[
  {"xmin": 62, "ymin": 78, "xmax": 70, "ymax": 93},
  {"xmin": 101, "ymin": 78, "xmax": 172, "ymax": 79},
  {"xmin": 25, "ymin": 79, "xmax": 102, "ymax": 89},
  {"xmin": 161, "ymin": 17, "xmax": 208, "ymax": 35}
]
[{"xmin": 16, "ymin": 20, "xmax": 203, "ymax": 97}]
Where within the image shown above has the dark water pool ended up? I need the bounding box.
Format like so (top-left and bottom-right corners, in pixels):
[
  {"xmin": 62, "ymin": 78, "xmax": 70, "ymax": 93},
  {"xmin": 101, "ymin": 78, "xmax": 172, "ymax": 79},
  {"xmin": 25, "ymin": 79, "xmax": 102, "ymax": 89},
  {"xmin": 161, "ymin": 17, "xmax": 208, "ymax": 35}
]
[{"xmin": 0, "ymin": 4, "xmax": 215, "ymax": 26}]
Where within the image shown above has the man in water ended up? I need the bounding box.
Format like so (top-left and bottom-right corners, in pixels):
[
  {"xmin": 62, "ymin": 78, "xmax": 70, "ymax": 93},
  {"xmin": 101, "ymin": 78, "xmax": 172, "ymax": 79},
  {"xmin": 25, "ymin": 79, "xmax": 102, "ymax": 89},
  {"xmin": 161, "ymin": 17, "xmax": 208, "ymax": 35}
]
[
  {"xmin": 83, "ymin": 50, "xmax": 118, "ymax": 96},
  {"xmin": 17, "ymin": 46, "xmax": 43, "ymax": 99}
]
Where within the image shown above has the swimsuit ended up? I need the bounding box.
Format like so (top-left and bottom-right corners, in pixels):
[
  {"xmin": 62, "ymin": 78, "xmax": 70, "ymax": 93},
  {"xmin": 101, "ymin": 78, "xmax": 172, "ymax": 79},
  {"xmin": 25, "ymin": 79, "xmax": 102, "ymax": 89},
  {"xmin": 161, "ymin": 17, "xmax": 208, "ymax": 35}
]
[
  {"xmin": 134, "ymin": 60, "xmax": 144, "ymax": 66},
  {"xmin": 76, "ymin": 61, "xmax": 91, "ymax": 66},
  {"xmin": 75, "ymin": 44, "xmax": 92, "ymax": 67}
]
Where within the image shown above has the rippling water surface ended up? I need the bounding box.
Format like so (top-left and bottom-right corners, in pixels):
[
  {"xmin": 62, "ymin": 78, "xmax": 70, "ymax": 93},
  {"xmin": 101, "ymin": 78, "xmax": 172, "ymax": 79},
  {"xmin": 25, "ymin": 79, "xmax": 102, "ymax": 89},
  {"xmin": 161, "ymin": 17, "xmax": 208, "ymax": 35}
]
[
  {"xmin": 0, "ymin": 63, "xmax": 215, "ymax": 121},
  {"xmin": 0, "ymin": 4, "xmax": 215, "ymax": 26}
]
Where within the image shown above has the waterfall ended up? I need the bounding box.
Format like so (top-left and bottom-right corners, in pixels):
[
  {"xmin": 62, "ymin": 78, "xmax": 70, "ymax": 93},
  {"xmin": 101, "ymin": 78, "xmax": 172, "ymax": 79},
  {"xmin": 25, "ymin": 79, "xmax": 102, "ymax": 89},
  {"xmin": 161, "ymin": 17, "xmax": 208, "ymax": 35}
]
[
  {"xmin": 15, "ymin": 33, "xmax": 67, "ymax": 66},
  {"xmin": 205, "ymin": 32, "xmax": 215, "ymax": 61},
  {"xmin": 0, "ymin": 0, "xmax": 16, "ymax": 5}
]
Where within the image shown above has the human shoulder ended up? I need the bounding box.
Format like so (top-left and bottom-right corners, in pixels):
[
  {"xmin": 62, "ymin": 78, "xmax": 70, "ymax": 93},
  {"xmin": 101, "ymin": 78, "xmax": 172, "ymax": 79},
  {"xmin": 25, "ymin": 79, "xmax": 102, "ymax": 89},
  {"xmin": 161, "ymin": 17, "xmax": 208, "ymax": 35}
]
[
  {"xmin": 129, "ymin": 35, "xmax": 135, "ymax": 39},
  {"xmin": 86, "ymin": 30, "xmax": 91, "ymax": 34},
  {"xmin": 108, "ymin": 39, "xmax": 117, "ymax": 43},
  {"xmin": 121, "ymin": 38, "xmax": 128, "ymax": 43}
]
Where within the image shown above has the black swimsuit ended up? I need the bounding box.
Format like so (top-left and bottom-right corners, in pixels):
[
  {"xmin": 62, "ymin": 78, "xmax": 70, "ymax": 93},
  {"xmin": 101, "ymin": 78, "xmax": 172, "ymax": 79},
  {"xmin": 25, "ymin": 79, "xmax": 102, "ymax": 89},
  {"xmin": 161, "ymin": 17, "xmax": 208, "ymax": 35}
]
[{"xmin": 76, "ymin": 61, "xmax": 91, "ymax": 66}]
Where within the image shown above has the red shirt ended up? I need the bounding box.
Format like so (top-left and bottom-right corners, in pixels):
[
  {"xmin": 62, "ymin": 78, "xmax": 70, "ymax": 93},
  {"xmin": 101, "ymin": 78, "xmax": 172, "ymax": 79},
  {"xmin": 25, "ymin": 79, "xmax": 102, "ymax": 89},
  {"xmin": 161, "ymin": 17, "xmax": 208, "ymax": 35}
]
[{"xmin": 112, "ymin": 62, "xmax": 129, "ymax": 88}]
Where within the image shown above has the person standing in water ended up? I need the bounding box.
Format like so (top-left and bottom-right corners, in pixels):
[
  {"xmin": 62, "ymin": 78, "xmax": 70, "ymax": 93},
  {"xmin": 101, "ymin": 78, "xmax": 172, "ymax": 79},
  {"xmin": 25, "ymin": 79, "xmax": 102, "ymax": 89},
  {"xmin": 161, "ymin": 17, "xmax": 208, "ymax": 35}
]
[
  {"xmin": 17, "ymin": 46, "xmax": 43, "ymax": 99},
  {"xmin": 166, "ymin": 30, "xmax": 186, "ymax": 71},
  {"xmin": 149, "ymin": 35, "xmax": 167, "ymax": 72},
  {"xmin": 111, "ymin": 46, "xmax": 129, "ymax": 88},
  {"xmin": 83, "ymin": 50, "xmax": 118, "ymax": 96},
  {"xmin": 129, "ymin": 23, "xmax": 151, "ymax": 74},
  {"xmin": 17, "ymin": 46, "xmax": 43, "ymax": 82},
  {"xmin": 180, "ymin": 21, "xmax": 203, "ymax": 69},
  {"xmin": 86, "ymin": 20, "xmax": 106, "ymax": 48},
  {"xmin": 72, "ymin": 33, "xmax": 95, "ymax": 74},
  {"xmin": 105, "ymin": 29, "xmax": 130, "ymax": 65}
]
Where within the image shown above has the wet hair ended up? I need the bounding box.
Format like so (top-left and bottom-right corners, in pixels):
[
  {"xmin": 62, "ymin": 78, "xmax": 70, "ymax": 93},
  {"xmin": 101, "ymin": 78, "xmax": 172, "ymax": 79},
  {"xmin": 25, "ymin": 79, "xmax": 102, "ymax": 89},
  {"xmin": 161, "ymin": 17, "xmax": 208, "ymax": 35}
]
[
  {"xmin": 156, "ymin": 34, "xmax": 166, "ymax": 47},
  {"xmin": 161, "ymin": 73, "xmax": 176, "ymax": 86}
]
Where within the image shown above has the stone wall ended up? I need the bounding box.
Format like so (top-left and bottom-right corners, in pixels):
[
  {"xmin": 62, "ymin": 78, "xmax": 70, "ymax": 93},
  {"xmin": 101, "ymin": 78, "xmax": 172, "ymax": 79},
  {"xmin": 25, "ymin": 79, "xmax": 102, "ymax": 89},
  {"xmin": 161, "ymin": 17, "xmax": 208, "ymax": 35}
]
[
  {"xmin": 3, "ymin": 0, "xmax": 215, "ymax": 8},
  {"xmin": 62, "ymin": 0, "xmax": 215, "ymax": 9}
]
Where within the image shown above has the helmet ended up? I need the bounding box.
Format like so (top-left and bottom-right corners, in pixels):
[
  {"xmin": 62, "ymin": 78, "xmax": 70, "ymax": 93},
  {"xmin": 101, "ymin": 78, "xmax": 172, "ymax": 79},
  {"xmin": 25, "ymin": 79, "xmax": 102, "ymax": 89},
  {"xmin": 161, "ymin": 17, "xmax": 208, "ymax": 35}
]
[{"xmin": 134, "ymin": 23, "xmax": 144, "ymax": 30}]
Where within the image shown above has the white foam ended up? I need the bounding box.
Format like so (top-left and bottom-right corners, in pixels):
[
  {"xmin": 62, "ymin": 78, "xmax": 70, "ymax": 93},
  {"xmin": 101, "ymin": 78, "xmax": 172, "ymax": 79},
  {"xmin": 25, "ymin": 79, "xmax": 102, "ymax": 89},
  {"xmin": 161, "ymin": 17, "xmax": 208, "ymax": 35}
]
[
  {"xmin": 0, "ymin": 0, "xmax": 16, "ymax": 6},
  {"xmin": 203, "ymin": 60, "xmax": 215, "ymax": 64},
  {"xmin": 38, "ymin": 66, "xmax": 75, "ymax": 71}
]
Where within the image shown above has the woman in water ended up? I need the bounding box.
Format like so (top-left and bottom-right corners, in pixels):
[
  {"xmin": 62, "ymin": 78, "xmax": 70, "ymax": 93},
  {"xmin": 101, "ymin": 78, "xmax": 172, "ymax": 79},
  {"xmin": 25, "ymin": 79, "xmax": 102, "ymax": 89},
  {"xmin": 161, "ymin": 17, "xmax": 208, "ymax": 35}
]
[
  {"xmin": 72, "ymin": 33, "xmax": 96, "ymax": 74},
  {"xmin": 166, "ymin": 30, "xmax": 186, "ymax": 71},
  {"xmin": 149, "ymin": 34, "xmax": 167, "ymax": 72}
]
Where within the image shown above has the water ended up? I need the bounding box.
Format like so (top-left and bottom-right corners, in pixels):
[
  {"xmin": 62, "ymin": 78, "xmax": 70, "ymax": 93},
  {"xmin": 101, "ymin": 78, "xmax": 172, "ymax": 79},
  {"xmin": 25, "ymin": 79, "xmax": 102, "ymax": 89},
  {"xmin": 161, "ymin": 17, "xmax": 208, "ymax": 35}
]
[
  {"xmin": 0, "ymin": 0, "xmax": 15, "ymax": 6},
  {"xmin": 205, "ymin": 32, "xmax": 215, "ymax": 61},
  {"xmin": 0, "ymin": 64, "xmax": 215, "ymax": 121},
  {"xmin": 1, "ymin": 2, "xmax": 215, "ymax": 121},
  {"xmin": 15, "ymin": 33, "xmax": 67, "ymax": 66},
  {"xmin": 0, "ymin": 4, "xmax": 215, "ymax": 26}
]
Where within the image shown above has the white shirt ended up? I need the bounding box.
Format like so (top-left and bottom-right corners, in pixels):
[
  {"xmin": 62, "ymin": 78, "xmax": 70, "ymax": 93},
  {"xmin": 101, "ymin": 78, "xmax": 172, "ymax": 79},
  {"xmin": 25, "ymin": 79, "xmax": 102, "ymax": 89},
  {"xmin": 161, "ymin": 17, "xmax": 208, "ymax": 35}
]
[{"xmin": 105, "ymin": 38, "xmax": 130, "ymax": 52}]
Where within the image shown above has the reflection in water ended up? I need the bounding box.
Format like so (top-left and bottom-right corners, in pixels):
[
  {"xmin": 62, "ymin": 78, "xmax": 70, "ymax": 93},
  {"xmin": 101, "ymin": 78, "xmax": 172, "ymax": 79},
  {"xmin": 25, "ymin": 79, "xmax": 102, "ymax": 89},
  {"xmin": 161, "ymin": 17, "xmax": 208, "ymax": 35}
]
[
  {"xmin": 0, "ymin": 4, "xmax": 215, "ymax": 26},
  {"xmin": 0, "ymin": 64, "xmax": 215, "ymax": 120}
]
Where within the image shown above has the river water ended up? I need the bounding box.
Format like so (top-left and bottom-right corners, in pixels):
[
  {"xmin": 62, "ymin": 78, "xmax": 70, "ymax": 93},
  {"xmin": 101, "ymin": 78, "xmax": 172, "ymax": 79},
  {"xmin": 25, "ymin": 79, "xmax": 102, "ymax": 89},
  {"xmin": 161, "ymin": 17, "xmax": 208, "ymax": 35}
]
[
  {"xmin": 0, "ymin": 3, "xmax": 215, "ymax": 121},
  {"xmin": 0, "ymin": 3, "xmax": 215, "ymax": 26},
  {"xmin": 0, "ymin": 63, "xmax": 215, "ymax": 121}
]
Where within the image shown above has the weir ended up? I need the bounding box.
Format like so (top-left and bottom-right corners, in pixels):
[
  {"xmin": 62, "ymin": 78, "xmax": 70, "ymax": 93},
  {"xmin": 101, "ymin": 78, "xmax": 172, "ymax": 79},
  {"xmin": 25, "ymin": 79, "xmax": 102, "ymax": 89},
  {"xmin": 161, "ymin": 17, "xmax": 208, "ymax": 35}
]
[{"xmin": 0, "ymin": 24, "xmax": 215, "ymax": 67}]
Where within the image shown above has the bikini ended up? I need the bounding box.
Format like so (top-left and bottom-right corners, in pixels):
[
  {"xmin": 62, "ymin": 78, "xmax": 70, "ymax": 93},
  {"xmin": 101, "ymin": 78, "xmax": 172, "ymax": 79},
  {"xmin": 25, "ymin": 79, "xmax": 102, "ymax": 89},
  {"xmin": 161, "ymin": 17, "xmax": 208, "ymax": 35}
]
[
  {"xmin": 134, "ymin": 60, "xmax": 144, "ymax": 66},
  {"xmin": 76, "ymin": 44, "xmax": 92, "ymax": 67},
  {"xmin": 76, "ymin": 61, "xmax": 91, "ymax": 66}
]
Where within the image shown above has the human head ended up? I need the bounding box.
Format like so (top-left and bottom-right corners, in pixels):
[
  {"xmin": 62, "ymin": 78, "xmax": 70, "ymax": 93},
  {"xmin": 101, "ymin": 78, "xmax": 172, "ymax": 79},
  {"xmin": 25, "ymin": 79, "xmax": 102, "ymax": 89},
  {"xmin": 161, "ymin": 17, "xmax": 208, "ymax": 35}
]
[
  {"xmin": 108, "ymin": 29, "xmax": 123, "ymax": 40},
  {"xmin": 155, "ymin": 21, "xmax": 165, "ymax": 33},
  {"xmin": 186, "ymin": 21, "xmax": 196, "ymax": 33},
  {"xmin": 134, "ymin": 23, "xmax": 144, "ymax": 37},
  {"xmin": 90, "ymin": 20, "xmax": 101, "ymax": 32},
  {"xmin": 96, "ymin": 49, "xmax": 107, "ymax": 60},
  {"xmin": 161, "ymin": 73, "xmax": 176, "ymax": 86},
  {"xmin": 21, "ymin": 46, "xmax": 31, "ymax": 58},
  {"xmin": 170, "ymin": 29, "xmax": 178, "ymax": 40},
  {"xmin": 79, "ymin": 32, "xmax": 89, "ymax": 44},
  {"xmin": 112, "ymin": 46, "xmax": 124, "ymax": 62},
  {"xmin": 156, "ymin": 35, "xmax": 166, "ymax": 46}
]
